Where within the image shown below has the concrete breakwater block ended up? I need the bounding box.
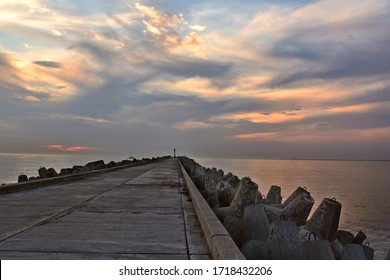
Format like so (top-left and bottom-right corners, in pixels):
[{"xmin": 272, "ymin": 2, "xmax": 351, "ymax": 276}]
[
  {"xmin": 217, "ymin": 181, "xmax": 235, "ymax": 207},
  {"xmin": 266, "ymin": 220, "xmax": 300, "ymax": 260},
  {"xmin": 179, "ymin": 156, "xmax": 374, "ymax": 260},
  {"xmin": 222, "ymin": 172, "xmax": 240, "ymax": 188},
  {"xmin": 47, "ymin": 167, "xmax": 58, "ymax": 177},
  {"xmin": 229, "ymin": 177, "xmax": 262, "ymax": 217},
  {"xmin": 241, "ymin": 204, "xmax": 270, "ymax": 244},
  {"xmin": 85, "ymin": 160, "xmax": 106, "ymax": 171},
  {"xmin": 341, "ymin": 244, "xmax": 367, "ymax": 260},
  {"xmin": 337, "ymin": 230, "xmax": 355, "ymax": 246},
  {"xmin": 241, "ymin": 240, "xmax": 267, "ymax": 260},
  {"xmin": 223, "ymin": 214, "xmax": 242, "ymax": 245},
  {"xmin": 10, "ymin": 156, "xmax": 170, "ymax": 186},
  {"xmin": 38, "ymin": 167, "xmax": 48, "ymax": 178},
  {"xmin": 262, "ymin": 192, "xmax": 314, "ymax": 227},
  {"xmin": 352, "ymin": 231, "xmax": 367, "ymax": 244},
  {"xmin": 360, "ymin": 243, "xmax": 374, "ymax": 260},
  {"xmin": 298, "ymin": 238, "xmax": 335, "ymax": 260},
  {"xmin": 265, "ymin": 185, "xmax": 282, "ymax": 205},
  {"xmin": 304, "ymin": 198, "xmax": 342, "ymax": 241},
  {"xmin": 282, "ymin": 186, "xmax": 308, "ymax": 207},
  {"xmin": 18, "ymin": 174, "xmax": 28, "ymax": 183}
]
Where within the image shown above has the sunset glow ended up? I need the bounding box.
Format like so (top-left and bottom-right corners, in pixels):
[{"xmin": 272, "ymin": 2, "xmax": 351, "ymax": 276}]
[
  {"xmin": 42, "ymin": 145, "xmax": 96, "ymax": 152},
  {"xmin": 0, "ymin": 0, "xmax": 389, "ymax": 159}
]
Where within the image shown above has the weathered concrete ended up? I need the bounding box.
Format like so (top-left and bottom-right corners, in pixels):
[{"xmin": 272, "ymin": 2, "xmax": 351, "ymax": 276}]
[
  {"xmin": 179, "ymin": 161, "xmax": 245, "ymax": 260},
  {"xmin": 0, "ymin": 159, "xmax": 211, "ymax": 260},
  {"xmin": 304, "ymin": 198, "xmax": 342, "ymax": 242}
]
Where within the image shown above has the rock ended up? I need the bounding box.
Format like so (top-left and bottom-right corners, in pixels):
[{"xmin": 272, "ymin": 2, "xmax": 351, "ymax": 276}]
[
  {"xmin": 265, "ymin": 185, "xmax": 282, "ymax": 204},
  {"xmin": 216, "ymin": 181, "xmax": 235, "ymax": 207},
  {"xmin": 241, "ymin": 205, "xmax": 270, "ymax": 244},
  {"xmin": 46, "ymin": 168, "xmax": 58, "ymax": 178},
  {"xmin": 38, "ymin": 167, "xmax": 48, "ymax": 179},
  {"xmin": 240, "ymin": 240, "xmax": 267, "ymax": 260},
  {"xmin": 386, "ymin": 249, "xmax": 390, "ymax": 260},
  {"xmin": 304, "ymin": 198, "xmax": 342, "ymax": 242},
  {"xmin": 18, "ymin": 174, "xmax": 28, "ymax": 183},
  {"xmin": 341, "ymin": 244, "xmax": 367, "ymax": 260},
  {"xmin": 266, "ymin": 220, "xmax": 300, "ymax": 260},
  {"xmin": 337, "ymin": 230, "xmax": 354, "ymax": 246},
  {"xmin": 29, "ymin": 177, "xmax": 36, "ymax": 181},
  {"xmin": 106, "ymin": 161, "xmax": 116, "ymax": 168},
  {"xmin": 352, "ymin": 231, "xmax": 367, "ymax": 244},
  {"xmin": 229, "ymin": 177, "xmax": 261, "ymax": 217}
]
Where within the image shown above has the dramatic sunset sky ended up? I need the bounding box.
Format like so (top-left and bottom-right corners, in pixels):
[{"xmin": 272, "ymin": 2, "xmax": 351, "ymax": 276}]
[{"xmin": 0, "ymin": 0, "xmax": 389, "ymax": 159}]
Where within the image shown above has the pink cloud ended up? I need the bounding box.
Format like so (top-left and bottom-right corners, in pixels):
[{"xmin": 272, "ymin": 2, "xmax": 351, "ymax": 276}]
[{"xmin": 42, "ymin": 145, "xmax": 96, "ymax": 152}]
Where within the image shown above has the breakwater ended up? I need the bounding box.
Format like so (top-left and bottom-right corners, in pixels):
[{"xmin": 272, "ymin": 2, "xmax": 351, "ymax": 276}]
[
  {"xmin": 180, "ymin": 156, "xmax": 389, "ymax": 260},
  {"xmin": 0, "ymin": 156, "xmax": 171, "ymax": 194}
]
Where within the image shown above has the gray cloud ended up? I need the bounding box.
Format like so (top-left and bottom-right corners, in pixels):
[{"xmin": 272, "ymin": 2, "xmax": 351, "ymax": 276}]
[
  {"xmin": 154, "ymin": 58, "xmax": 232, "ymax": 78},
  {"xmin": 33, "ymin": 61, "xmax": 63, "ymax": 69},
  {"xmin": 268, "ymin": 11, "xmax": 390, "ymax": 87}
]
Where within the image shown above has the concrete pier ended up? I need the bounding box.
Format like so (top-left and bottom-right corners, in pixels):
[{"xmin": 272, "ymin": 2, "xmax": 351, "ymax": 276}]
[{"xmin": 0, "ymin": 159, "xmax": 211, "ymax": 260}]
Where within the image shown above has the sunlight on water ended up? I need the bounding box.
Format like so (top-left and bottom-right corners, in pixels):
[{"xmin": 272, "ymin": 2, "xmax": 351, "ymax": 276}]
[{"xmin": 195, "ymin": 157, "xmax": 390, "ymax": 260}]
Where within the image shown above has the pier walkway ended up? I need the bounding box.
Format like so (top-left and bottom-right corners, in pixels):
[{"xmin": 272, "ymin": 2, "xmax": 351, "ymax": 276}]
[{"xmin": 0, "ymin": 158, "xmax": 211, "ymax": 259}]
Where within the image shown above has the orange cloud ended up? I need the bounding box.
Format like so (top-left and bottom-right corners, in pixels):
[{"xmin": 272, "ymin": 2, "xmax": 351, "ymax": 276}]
[
  {"xmin": 174, "ymin": 120, "xmax": 215, "ymax": 131},
  {"xmin": 135, "ymin": 3, "xmax": 205, "ymax": 56},
  {"xmin": 216, "ymin": 112, "xmax": 304, "ymax": 124},
  {"xmin": 233, "ymin": 126, "xmax": 390, "ymax": 143},
  {"xmin": 42, "ymin": 145, "xmax": 96, "ymax": 152}
]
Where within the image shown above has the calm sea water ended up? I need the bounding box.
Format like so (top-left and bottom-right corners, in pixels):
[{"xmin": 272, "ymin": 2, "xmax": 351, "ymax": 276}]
[
  {"xmin": 195, "ymin": 157, "xmax": 390, "ymax": 260},
  {"xmin": 0, "ymin": 153, "xmax": 128, "ymax": 184},
  {"xmin": 1, "ymin": 153, "xmax": 389, "ymax": 259}
]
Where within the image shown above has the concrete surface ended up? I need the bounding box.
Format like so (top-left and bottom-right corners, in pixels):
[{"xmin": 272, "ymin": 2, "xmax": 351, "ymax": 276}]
[
  {"xmin": 0, "ymin": 159, "xmax": 211, "ymax": 260},
  {"xmin": 179, "ymin": 162, "xmax": 245, "ymax": 260}
]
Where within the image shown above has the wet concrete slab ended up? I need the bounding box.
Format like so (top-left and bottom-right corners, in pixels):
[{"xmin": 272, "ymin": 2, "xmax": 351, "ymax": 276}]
[{"xmin": 0, "ymin": 158, "xmax": 211, "ymax": 259}]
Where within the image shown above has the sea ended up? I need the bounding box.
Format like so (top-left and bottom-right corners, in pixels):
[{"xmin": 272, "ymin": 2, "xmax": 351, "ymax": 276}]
[{"xmin": 0, "ymin": 153, "xmax": 389, "ymax": 259}]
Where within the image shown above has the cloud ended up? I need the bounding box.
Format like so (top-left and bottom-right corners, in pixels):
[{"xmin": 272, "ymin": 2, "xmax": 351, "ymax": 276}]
[
  {"xmin": 233, "ymin": 126, "xmax": 390, "ymax": 143},
  {"xmin": 153, "ymin": 58, "xmax": 232, "ymax": 78},
  {"xmin": 135, "ymin": 2, "xmax": 205, "ymax": 56},
  {"xmin": 189, "ymin": 25, "xmax": 206, "ymax": 32},
  {"xmin": 42, "ymin": 145, "xmax": 96, "ymax": 152},
  {"xmin": 174, "ymin": 120, "xmax": 215, "ymax": 131},
  {"xmin": 1, "ymin": 0, "xmax": 389, "ymax": 159},
  {"xmin": 33, "ymin": 60, "xmax": 63, "ymax": 68}
]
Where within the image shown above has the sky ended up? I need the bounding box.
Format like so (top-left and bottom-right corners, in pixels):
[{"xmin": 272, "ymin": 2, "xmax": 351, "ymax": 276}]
[{"xmin": 0, "ymin": 0, "xmax": 389, "ymax": 159}]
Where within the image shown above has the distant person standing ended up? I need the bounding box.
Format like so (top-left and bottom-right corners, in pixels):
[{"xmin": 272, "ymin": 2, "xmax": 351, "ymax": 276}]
[{"xmin": 174, "ymin": 148, "xmax": 176, "ymax": 158}]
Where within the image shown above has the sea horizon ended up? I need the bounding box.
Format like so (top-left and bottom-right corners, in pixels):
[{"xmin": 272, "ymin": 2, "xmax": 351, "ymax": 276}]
[{"xmin": 1, "ymin": 153, "xmax": 389, "ymax": 259}]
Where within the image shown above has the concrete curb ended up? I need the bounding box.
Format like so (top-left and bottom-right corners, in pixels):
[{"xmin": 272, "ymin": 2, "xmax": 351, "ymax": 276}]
[
  {"xmin": 0, "ymin": 161, "xmax": 158, "ymax": 196},
  {"xmin": 179, "ymin": 160, "xmax": 245, "ymax": 260}
]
